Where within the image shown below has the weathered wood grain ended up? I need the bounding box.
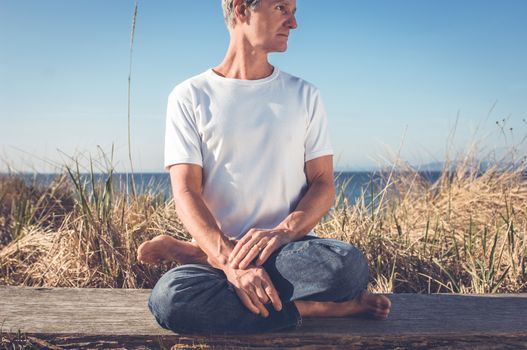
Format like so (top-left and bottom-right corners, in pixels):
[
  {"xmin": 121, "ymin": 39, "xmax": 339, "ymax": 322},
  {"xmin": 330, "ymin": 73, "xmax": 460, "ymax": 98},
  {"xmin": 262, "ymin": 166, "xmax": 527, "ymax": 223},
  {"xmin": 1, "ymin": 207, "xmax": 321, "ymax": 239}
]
[{"xmin": 1, "ymin": 286, "xmax": 526, "ymax": 349}]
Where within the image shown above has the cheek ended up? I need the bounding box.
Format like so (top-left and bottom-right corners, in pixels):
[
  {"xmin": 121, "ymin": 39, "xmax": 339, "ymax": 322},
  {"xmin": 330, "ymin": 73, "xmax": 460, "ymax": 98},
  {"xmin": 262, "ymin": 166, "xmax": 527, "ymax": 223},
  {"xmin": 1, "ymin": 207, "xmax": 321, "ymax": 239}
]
[
  {"xmin": 249, "ymin": 27, "xmax": 269, "ymax": 45},
  {"xmin": 253, "ymin": 19, "xmax": 272, "ymax": 38}
]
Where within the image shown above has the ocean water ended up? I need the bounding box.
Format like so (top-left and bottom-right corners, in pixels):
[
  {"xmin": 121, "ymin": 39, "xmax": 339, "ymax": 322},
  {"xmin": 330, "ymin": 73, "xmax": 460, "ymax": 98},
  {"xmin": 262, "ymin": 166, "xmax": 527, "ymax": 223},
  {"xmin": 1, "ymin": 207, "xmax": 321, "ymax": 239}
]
[{"xmin": 17, "ymin": 171, "xmax": 442, "ymax": 205}]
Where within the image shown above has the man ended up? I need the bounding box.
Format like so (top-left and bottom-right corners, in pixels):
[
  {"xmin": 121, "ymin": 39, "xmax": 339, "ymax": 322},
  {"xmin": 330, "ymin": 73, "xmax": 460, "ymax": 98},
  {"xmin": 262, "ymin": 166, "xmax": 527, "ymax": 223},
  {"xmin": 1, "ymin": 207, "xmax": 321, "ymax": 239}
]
[{"xmin": 138, "ymin": 0, "xmax": 391, "ymax": 333}]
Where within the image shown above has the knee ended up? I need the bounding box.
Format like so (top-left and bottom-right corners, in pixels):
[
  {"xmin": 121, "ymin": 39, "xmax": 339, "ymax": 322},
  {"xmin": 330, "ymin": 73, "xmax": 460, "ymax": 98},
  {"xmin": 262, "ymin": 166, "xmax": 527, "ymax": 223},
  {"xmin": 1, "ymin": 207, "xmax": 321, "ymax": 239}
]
[
  {"xmin": 319, "ymin": 240, "xmax": 370, "ymax": 299},
  {"xmin": 340, "ymin": 244, "xmax": 370, "ymax": 295},
  {"xmin": 148, "ymin": 267, "xmax": 186, "ymax": 331},
  {"xmin": 147, "ymin": 265, "xmax": 222, "ymax": 332}
]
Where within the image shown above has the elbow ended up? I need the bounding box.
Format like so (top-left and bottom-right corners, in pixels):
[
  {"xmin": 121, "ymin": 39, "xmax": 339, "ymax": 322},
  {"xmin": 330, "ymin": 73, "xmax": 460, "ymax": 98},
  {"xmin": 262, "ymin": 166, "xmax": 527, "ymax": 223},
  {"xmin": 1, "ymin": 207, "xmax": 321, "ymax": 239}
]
[
  {"xmin": 314, "ymin": 179, "xmax": 336, "ymax": 211},
  {"xmin": 328, "ymin": 182, "xmax": 336, "ymax": 208},
  {"xmin": 172, "ymin": 186, "xmax": 197, "ymax": 210},
  {"xmin": 309, "ymin": 178, "xmax": 336, "ymax": 211}
]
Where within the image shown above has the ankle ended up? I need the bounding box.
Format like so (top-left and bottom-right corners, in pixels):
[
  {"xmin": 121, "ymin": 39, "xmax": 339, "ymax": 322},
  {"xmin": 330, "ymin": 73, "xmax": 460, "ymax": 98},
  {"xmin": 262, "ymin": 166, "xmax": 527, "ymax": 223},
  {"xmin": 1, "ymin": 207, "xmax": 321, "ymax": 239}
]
[{"xmin": 294, "ymin": 300, "xmax": 347, "ymax": 317}]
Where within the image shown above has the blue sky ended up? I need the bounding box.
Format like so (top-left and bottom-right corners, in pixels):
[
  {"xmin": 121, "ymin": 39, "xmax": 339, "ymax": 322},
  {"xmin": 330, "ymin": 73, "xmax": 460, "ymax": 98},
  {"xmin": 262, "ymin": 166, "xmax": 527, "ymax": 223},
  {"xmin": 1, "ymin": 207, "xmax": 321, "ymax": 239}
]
[{"xmin": 1, "ymin": 0, "xmax": 526, "ymax": 172}]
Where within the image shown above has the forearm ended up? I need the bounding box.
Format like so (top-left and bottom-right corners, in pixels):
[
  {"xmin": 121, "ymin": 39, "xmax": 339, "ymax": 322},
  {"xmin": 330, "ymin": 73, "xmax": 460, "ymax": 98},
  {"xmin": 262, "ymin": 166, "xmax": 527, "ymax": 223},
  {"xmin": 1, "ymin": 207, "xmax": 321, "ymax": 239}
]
[
  {"xmin": 276, "ymin": 179, "xmax": 335, "ymax": 241},
  {"xmin": 173, "ymin": 190, "xmax": 234, "ymax": 270}
]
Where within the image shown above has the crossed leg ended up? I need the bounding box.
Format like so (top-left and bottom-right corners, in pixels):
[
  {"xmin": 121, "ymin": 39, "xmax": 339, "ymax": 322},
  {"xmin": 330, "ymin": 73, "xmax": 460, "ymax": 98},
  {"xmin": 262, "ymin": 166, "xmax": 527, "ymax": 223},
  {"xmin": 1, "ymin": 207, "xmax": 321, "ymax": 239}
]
[{"xmin": 137, "ymin": 234, "xmax": 391, "ymax": 320}]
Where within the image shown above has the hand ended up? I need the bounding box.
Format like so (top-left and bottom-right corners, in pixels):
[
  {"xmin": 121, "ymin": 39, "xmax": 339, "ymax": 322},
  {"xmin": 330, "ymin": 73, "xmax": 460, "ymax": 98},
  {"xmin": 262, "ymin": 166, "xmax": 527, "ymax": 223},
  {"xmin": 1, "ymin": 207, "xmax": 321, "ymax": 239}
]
[
  {"xmin": 229, "ymin": 228, "xmax": 294, "ymax": 269},
  {"xmin": 224, "ymin": 265, "xmax": 282, "ymax": 317}
]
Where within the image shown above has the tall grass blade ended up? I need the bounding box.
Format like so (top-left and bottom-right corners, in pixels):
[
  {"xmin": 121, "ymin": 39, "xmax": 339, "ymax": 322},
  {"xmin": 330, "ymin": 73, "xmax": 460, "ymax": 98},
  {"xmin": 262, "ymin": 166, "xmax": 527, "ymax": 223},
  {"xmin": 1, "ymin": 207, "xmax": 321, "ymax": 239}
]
[{"xmin": 127, "ymin": 0, "xmax": 139, "ymax": 197}]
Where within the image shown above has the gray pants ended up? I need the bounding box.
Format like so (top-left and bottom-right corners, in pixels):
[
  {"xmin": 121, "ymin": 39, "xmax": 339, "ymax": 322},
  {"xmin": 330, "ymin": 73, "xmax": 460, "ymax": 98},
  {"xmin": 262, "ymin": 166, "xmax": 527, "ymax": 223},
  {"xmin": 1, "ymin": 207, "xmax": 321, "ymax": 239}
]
[{"xmin": 148, "ymin": 236, "xmax": 369, "ymax": 334}]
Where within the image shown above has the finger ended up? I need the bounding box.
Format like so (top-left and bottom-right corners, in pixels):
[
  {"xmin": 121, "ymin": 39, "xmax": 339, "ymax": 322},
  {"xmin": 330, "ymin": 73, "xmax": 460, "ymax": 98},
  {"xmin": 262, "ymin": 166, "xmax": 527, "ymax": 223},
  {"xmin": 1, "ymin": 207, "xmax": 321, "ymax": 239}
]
[
  {"xmin": 229, "ymin": 241, "xmax": 254, "ymax": 267},
  {"xmin": 262, "ymin": 279, "xmax": 282, "ymax": 312},
  {"xmin": 230, "ymin": 242, "xmax": 256, "ymax": 268},
  {"xmin": 231, "ymin": 236, "xmax": 262, "ymax": 268},
  {"xmin": 247, "ymin": 289, "xmax": 269, "ymax": 318},
  {"xmin": 235, "ymin": 289, "xmax": 260, "ymax": 315},
  {"xmin": 238, "ymin": 244, "xmax": 262, "ymax": 269},
  {"xmin": 254, "ymin": 283, "xmax": 270, "ymax": 304},
  {"xmin": 255, "ymin": 237, "xmax": 278, "ymax": 266},
  {"xmin": 229, "ymin": 233, "xmax": 253, "ymax": 262},
  {"xmin": 229, "ymin": 230, "xmax": 260, "ymax": 264}
]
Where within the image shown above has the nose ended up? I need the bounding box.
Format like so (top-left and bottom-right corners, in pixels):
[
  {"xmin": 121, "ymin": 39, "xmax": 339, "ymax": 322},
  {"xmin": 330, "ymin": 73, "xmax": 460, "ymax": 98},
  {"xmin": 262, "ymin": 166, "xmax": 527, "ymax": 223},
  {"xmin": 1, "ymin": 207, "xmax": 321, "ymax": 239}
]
[{"xmin": 287, "ymin": 13, "xmax": 297, "ymax": 29}]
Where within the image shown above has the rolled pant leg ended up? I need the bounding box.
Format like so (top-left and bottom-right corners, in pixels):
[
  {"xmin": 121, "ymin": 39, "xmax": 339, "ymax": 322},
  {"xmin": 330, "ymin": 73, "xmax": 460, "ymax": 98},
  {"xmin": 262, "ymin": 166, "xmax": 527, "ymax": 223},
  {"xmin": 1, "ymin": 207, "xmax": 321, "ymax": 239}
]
[
  {"xmin": 148, "ymin": 236, "xmax": 369, "ymax": 333},
  {"xmin": 148, "ymin": 264, "xmax": 301, "ymax": 334},
  {"xmin": 263, "ymin": 236, "xmax": 369, "ymax": 303}
]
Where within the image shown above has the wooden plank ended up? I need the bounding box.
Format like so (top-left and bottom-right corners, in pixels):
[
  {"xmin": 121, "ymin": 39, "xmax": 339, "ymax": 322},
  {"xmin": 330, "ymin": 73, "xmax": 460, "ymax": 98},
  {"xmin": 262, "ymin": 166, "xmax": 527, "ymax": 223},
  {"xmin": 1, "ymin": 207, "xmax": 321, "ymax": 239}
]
[
  {"xmin": 1, "ymin": 287, "xmax": 160, "ymax": 336},
  {"xmin": 1, "ymin": 286, "xmax": 527, "ymax": 349},
  {"xmin": 19, "ymin": 333, "xmax": 527, "ymax": 350}
]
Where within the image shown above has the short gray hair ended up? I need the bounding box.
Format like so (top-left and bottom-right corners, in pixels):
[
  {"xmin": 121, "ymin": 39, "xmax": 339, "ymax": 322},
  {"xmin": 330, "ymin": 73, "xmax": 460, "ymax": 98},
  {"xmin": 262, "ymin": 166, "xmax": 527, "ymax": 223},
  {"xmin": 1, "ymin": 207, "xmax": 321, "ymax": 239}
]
[{"xmin": 222, "ymin": 0, "xmax": 261, "ymax": 28}]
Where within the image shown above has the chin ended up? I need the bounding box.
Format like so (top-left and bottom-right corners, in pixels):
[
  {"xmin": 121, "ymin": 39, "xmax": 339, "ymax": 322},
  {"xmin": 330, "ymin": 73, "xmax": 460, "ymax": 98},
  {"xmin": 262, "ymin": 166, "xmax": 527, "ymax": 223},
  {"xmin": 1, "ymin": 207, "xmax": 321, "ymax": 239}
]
[
  {"xmin": 264, "ymin": 42, "xmax": 288, "ymax": 53},
  {"xmin": 274, "ymin": 44, "xmax": 288, "ymax": 52}
]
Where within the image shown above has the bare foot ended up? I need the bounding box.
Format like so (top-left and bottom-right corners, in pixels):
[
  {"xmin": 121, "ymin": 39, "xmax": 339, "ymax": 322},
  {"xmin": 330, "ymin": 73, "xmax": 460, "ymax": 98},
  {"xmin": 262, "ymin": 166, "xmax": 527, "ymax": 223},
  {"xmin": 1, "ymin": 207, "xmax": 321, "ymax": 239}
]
[
  {"xmin": 136, "ymin": 235, "xmax": 208, "ymax": 265},
  {"xmin": 294, "ymin": 290, "xmax": 391, "ymax": 319},
  {"xmin": 354, "ymin": 290, "xmax": 392, "ymax": 319}
]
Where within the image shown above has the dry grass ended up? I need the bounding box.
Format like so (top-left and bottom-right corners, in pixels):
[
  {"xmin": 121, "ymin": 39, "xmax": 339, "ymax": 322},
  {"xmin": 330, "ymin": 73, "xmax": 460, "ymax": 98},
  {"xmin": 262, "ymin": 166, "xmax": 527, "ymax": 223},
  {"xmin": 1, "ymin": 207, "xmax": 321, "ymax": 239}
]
[
  {"xmin": 326, "ymin": 155, "xmax": 527, "ymax": 294},
  {"xmin": 1, "ymin": 149, "xmax": 526, "ymax": 294},
  {"xmin": 0, "ymin": 168, "xmax": 188, "ymax": 289}
]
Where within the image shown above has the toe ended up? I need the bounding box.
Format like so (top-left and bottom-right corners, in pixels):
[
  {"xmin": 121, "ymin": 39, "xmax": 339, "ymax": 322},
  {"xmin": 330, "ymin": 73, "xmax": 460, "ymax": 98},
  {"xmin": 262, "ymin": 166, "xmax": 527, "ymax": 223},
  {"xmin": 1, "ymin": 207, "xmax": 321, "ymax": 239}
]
[
  {"xmin": 377, "ymin": 295, "xmax": 392, "ymax": 309},
  {"xmin": 373, "ymin": 309, "xmax": 389, "ymax": 320},
  {"xmin": 137, "ymin": 241, "xmax": 151, "ymax": 259}
]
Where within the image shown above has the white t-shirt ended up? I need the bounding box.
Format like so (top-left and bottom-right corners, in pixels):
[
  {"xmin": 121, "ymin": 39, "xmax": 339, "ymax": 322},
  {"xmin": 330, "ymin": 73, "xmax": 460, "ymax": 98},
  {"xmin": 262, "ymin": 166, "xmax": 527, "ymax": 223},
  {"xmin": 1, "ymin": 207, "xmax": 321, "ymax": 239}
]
[{"xmin": 164, "ymin": 67, "xmax": 333, "ymax": 239}]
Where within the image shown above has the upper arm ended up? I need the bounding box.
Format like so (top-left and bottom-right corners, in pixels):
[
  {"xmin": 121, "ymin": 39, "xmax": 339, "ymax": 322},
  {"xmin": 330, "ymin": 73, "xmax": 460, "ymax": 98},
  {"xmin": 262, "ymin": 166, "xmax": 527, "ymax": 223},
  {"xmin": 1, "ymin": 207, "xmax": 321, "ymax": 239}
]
[
  {"xmin": 304, "ymin": 88, "xmax": 332, "ymax": 162},
  {"xmin": 169, "ymin": 163, "xmax": 203, "ymax": 199},
  {"xmin": 164, "ymin": 89, "xmax": 203, "ymax": 171},
  {"xmin": 305, "ymin": 155, "xmax": 334, "ymax": 188}
]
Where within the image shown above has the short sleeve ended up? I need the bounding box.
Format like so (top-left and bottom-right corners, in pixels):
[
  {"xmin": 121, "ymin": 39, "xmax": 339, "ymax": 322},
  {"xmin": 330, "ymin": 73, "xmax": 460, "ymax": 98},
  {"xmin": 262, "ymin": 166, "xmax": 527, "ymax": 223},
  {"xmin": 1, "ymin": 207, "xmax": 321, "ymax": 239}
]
[
  {"xmin": 305, "ymin": 88, "xmax": 333, "ymax": 162},
  {"xmin": 164, "ymin": 88, "xmax": 203, "ymax": 170}
]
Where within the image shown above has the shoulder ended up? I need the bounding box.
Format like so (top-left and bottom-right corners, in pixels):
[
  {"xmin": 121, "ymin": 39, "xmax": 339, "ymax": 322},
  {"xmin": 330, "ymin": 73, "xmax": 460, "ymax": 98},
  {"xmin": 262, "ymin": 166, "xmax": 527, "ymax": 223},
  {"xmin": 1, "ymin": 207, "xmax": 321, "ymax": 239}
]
[
  {"xmin": 168, "ymin": 70, "xmax": 210, "ymax": 103},
  {"xmin": 277, "ymin": 69, "xmax": 320, "ymax": 93},
  {"xmin": 277, "ymin": 69, "xmax": 323, "ymax": 110}
]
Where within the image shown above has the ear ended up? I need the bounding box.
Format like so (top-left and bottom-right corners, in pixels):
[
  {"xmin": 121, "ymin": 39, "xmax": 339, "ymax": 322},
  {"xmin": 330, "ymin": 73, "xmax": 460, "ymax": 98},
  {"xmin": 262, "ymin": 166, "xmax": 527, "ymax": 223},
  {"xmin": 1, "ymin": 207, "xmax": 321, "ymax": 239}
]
[{"xmin": 233, "ymin": 0, "xmax": 248, "ymax": 24}]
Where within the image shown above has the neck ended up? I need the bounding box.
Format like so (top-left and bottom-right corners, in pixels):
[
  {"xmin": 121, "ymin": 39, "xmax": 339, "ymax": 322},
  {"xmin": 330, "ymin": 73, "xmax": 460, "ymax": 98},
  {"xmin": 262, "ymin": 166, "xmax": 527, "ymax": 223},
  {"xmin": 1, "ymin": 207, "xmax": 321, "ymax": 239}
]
[{"xmin": 213, "ymin": 34, "xmax": 274, "ymax": 80}]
